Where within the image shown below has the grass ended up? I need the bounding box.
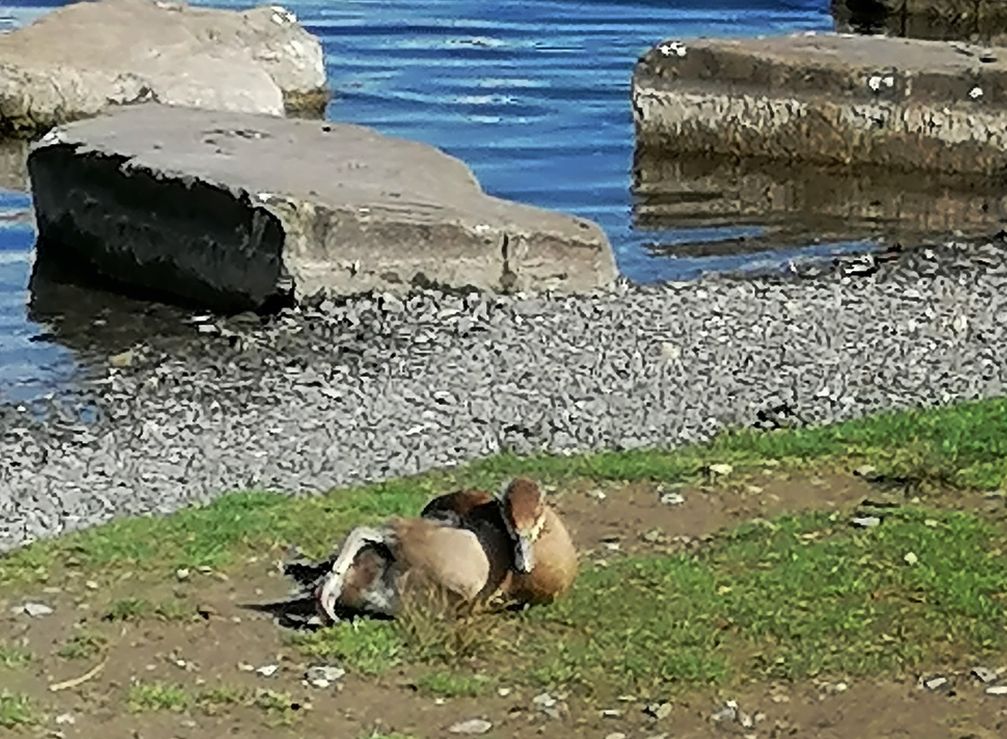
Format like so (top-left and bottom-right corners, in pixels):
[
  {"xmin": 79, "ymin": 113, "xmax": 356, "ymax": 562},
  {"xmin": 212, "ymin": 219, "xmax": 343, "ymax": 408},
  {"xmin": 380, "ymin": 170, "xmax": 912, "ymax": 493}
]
[
  {"xmin": 413, "ymin": 669, "xmax": 494, "ymax": 698},
  {"xmin": 1, "ymin": 397, "xmax": 1003, "ymax": 589},
  {"xmin": 103, "ymin": 597, "xmax": 195, "ymax": 623},
  {"xmin": 57, "ymin": 631, "xmax": 107, "ymax": 660},
  {"xmin": 127, "ymin": 681, "xmax": 191, "ymax": 713},
  {"xmin": 0, "ymin": 643, "xmax": 31, "ymax": 669},
  {"xmin": 127, "ymin": 680, "xmax": 297, "ymax": 723},
  {"xmin": 0, "ymin": 397, "xmax": 1006, "ymax": 704},
  {"xmin": 514, "ymin": 505, "xmax": 1007, "ymax": 694},
  {"xmin": 285, "ymin": 505, "xmax": 1007, "ymax": 697},
  {"xmin": 0, "ymin": 691, "xmax": 39, "ymax": 730}
]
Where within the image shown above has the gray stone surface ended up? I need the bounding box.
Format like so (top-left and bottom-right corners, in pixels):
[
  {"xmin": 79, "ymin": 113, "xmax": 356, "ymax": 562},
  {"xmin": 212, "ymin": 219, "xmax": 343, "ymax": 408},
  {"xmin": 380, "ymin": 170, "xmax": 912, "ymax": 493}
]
[
  {"xmin": 632, "ymin": 32, "xmax": 1007, "ymax": 175},
  {"xmin": 28, "ymin": 104, "xmax": 617, "ymax": 308},
  {"xmin": 0, "ymin": 0, "xmax": 327, "ymax": 138},
  {"xmin": 2, "ymin": 239, "xmax": 1007, "ymax": 552}
]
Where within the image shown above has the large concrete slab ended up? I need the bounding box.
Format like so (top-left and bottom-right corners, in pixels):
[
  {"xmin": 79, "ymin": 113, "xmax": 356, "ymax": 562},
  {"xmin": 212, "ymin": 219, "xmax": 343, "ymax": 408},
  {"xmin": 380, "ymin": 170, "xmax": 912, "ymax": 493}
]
[
  {"xmin": 632, "ymin": 33, "xmax": 1007, "ymax": 175},
  {"xmin": 832, "ymin": 0, "xmax": 1007, "ymax": 42},
  {"xmin": 0, "ymin": 0, "xmax": 328, "ymax": 138},
  {"xmin": 27, "ymin": 104, "xmax": 616, "ymax": 310}
]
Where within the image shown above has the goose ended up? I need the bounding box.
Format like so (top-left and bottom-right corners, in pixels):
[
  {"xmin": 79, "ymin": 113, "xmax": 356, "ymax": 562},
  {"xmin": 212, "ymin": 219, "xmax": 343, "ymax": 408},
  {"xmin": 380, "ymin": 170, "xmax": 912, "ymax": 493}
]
[
  {"xmin": 312, "ymin": 510, "xmax": 511, "ymax": 623},
  {"xmin": 421, "ymin": 477, "xmax": 579, "ymax": 606}
]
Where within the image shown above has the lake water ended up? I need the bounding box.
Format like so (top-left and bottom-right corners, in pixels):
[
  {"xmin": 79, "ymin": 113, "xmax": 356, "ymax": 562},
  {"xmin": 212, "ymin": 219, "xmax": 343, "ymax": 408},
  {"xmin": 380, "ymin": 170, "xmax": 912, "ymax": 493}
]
[{"xmin": 0, "ymin": 0, "xmax": 868, "ymax": 402}]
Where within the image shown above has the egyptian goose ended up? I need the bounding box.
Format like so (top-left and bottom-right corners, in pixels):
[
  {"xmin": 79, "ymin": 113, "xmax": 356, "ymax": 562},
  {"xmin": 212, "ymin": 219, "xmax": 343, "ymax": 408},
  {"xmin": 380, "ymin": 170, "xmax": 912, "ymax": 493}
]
[
  {"xmin": 312, "ymin": 511, "xmax": 511, "ymax": 622},
  {"xmin": 421, "ymin": 477, "xmax": 578, "ymax": 606}
]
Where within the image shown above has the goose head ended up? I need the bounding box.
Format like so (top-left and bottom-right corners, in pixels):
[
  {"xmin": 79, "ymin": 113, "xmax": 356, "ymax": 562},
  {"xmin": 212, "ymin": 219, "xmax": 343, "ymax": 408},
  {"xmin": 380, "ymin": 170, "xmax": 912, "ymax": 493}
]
[{"xmin": 497, "ymin": 477, "xmax": 547, "ymax": 574}]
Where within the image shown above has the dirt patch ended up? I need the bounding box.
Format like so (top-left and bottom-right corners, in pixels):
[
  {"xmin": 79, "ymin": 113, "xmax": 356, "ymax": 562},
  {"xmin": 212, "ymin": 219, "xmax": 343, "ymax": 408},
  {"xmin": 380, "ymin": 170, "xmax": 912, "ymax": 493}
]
[{"xmin": 2, "ymin": 470, "xmax": 1005, "ymax": 738}]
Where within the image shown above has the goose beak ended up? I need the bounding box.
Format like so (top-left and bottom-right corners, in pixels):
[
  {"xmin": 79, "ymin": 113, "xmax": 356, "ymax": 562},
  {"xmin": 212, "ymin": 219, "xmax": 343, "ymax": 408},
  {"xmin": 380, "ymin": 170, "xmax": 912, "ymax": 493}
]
[{"xmin": 514, "ymin": 535, "xmax": 535, "ymax": 573}]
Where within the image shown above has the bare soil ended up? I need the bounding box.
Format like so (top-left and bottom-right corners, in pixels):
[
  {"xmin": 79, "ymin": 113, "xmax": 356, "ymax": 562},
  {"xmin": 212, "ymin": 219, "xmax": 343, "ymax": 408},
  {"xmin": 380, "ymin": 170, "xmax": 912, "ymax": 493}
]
[{"xmin": 2, "ymin": 469, "xmax": 1006, "ymax": 738}]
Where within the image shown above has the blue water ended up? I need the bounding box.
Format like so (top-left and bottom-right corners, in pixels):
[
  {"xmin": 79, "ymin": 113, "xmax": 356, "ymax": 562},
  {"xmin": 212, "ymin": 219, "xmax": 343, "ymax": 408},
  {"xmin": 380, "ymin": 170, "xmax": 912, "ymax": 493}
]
[{"xmin": 0, "ymin": 0, "xmax": 836, "ymax": 402}]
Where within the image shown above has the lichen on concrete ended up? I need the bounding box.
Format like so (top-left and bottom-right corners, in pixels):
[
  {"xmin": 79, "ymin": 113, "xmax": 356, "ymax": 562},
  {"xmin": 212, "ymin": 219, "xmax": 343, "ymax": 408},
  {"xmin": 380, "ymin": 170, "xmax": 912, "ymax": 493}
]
[{"xmin": 633, "ymin": 33, "xmax": 1007, "ymax": 176}]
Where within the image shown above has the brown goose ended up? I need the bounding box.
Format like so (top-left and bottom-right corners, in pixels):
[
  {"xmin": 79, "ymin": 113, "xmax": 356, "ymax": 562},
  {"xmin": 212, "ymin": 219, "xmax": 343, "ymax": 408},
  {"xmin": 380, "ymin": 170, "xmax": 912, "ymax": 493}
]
[
  {"xmin": 312, "ymin": 509, "xmax": 511, "ymax": 622},
  {"xmin": 421, "ymin": 477, "xmax": 578, "ymax": 606}
]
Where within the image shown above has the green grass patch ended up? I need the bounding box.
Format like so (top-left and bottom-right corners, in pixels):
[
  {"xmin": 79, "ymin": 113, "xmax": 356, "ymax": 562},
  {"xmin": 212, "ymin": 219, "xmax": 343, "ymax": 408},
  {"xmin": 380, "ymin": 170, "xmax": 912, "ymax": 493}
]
[
  {"xmin": 0, "ymin": 643, "xmax": 31, "ymax": 669},
  {"xmin": 413, "ymin": 669, "xmax": 494, "ymax": 698},
  {"xmin": 57, "ymin": 631, "xmax": 108, "ymax": 661},
  {"xmin": 102, "ymin": 597, "xmax": 195, "ymax": 623},
  {"xmin": 250, "ymin": 688, "xmax": 303, "ymax": 726},
  {"xmin": 127, "ymin": 681, "xmax": 287, "ymax": 720},
  {"xmin": 127, "ymin": 680, "xmax": 191, "ymax": 713},
  {"xmin": 1, "ymin": 398, "xmax": 1004, "ymax": 587},
  {"xmin": 0, "ymin": 691, "xmax": 40, "ymax": 730},
  {"xmin": 291, "ymin": 619, "xmax": 403, "ymax": 675},
  {"xmin": 513, "ymin": 506, "xmax": 1007, "ymax": 695},
  {"xmin": 287, "ymin": 506, "xmax": 1007, "ymax": 697}
]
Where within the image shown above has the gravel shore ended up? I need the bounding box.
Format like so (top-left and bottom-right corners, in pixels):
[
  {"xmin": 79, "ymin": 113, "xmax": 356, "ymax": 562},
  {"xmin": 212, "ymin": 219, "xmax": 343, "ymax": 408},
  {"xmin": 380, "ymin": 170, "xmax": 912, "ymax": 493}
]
[{"xmin": 2, "ymin": 240, "xmax": 1006, "ymax": 552}]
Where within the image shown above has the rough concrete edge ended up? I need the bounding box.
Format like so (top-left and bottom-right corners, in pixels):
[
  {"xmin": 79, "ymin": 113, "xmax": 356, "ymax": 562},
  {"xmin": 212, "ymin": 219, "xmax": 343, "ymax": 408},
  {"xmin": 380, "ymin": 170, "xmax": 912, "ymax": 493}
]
[
  {"xmin": 283, "ymin": 87, "xmax": 332, "ymax": 118},
  {"xmin": 27, "ymin": 128, "xmax": 295, "ymax": 311}
]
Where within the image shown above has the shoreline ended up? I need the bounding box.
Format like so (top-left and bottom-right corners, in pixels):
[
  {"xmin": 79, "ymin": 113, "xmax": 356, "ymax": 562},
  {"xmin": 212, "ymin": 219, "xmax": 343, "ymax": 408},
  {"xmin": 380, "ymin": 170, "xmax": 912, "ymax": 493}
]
[{"xmin": 2, "ymin": 238, "xmax": 1006, "ymax": 552}]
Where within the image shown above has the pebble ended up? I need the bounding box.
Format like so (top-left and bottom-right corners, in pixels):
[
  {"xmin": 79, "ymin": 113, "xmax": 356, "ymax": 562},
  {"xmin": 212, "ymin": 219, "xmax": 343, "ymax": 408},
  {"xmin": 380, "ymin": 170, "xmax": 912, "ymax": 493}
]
[
  {"xmin": 644, "ymin": 702, "xmax": 673, "ymax": 720},
  {"xmin": 711, "ymin": 700, "xmax": 739, "ymax": 723},
  {"xmin": 605, "ymin": 733, "xmax": 627, "ymax": 739},
  {"xmin": 532, "ymin": 693, "xmax": 557, "ymax": 709},
  {"xmin": 256, "ymin": 664, "xmax": 279, "ymax": 678},
  {"xmin": 305, "ymin": 664, "xmax": 345, "ymax": 688},
  {"xmin": 923, "ymin": 676, "xmax": 949, "ymax": 691},
  {"xmin": 13, "ymin": 602, "xmax": 54, "ymax": 617},
  {"xmin": 851, "ymin": 516, "xmax": 881, "ymax": 529},
  {"xmin": 972, "ymin": 666, "xmax": 999, "ymax": 684},
  {"xmin": 55, "ymin": 713, "xmax": 76, "ymax": 726},
  {"xmin": 985, "ymin": 685, "xmax": 1007, "ymax": 696},
  {"xmin": 659, "ymin": 492, "xmax": 686, "ymax": 506},
  {"xmin": 448, "ymin": 719, "xmax": 493, "ymax": 734},
  {"xmin": 4, "ymin": 241, "xmax": 1007, "ymax": 551}
]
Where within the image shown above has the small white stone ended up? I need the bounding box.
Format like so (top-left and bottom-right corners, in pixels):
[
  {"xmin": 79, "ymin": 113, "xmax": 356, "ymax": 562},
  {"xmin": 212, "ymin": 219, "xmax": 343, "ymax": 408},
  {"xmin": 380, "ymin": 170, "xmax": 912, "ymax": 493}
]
[
  {"xmin": 972, "ymin": 666, "xmax": 999, "ymax": 683},
  {"xmin": 660, "ymin": 342, "xmax": 681, "ymax": 360},
  {"xmin": 15, "ymin": 602, "xmax": 54, "ymax": 618},
  {"xmin": 985, "ymin": 685, "xmax": 1007, "ymax": 695},
  {"xmin": 449, "ymin": 719, "xmax": 493, "ymax": 734},
  {"xmin": 55, "ymin": 713, "xmax": 76, "ymax": 726},
  {"xmin": 970, "ymin": 86, "xmax": 984, "ymax": 99},
  {"xmin": 256, "ymin": 664, "xmax": 279, "ymax": 677},
  {"xmin": 660, "ymin": 492, "xmax": 685, "ymax": 506},
  {"xmin": 532, "ymin": 692, "xmax": 557, "ymax": 709},
  {"xmin": 923, "ymin": 676, "xmax": 948, "ymax": 691}
]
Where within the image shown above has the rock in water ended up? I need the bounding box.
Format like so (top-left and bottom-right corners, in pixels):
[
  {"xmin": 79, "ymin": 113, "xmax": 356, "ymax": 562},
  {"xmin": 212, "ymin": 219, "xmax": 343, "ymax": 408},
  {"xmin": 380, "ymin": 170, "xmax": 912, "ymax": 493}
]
[
  {"xmin": 28, "ymin": 104, "xmax": 616, "ymax": 310},
  {"xmin": 0, "ymin": 0, "xmax": 328, "ymax": 137}
]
